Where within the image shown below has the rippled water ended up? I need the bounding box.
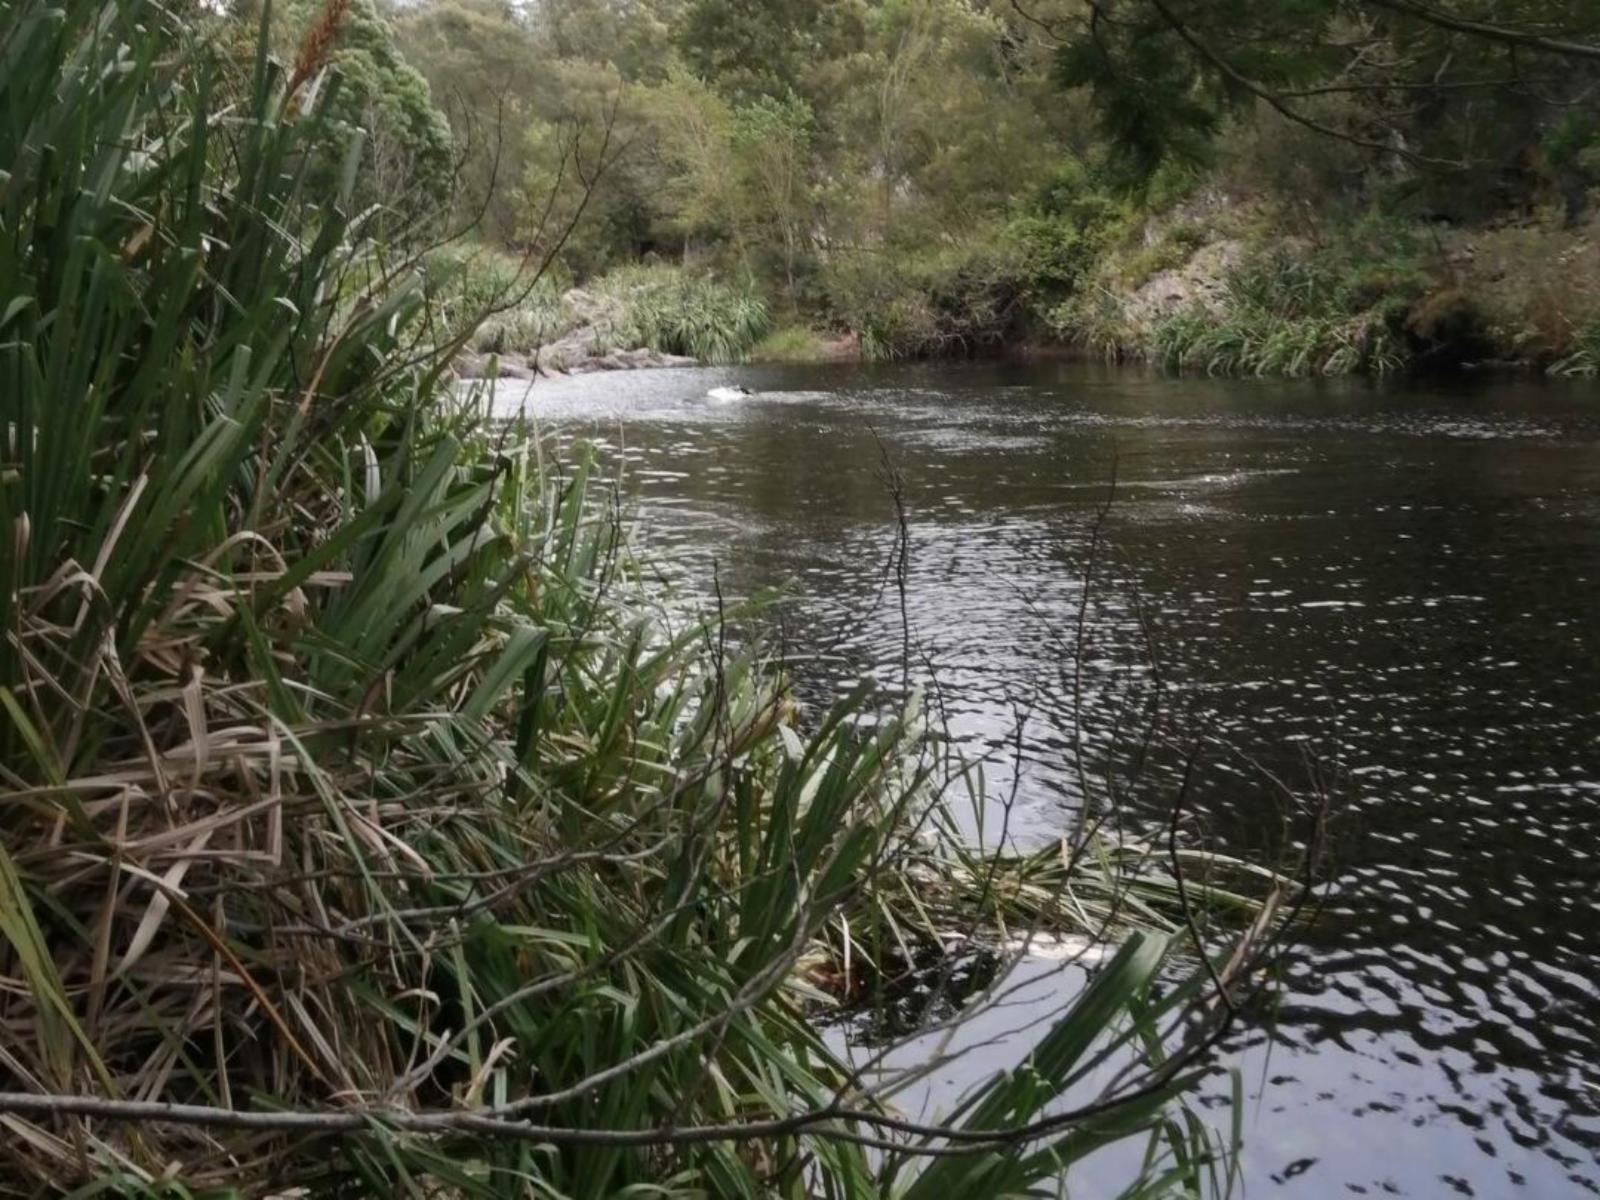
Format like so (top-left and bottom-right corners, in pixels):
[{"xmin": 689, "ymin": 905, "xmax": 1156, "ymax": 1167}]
[{"xmin": 491, "ymin": 361, "xmax": 1600, "ymax": 1197}]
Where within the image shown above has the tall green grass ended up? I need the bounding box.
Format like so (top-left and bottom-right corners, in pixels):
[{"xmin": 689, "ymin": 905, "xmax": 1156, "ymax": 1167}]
[
  {"xmin": 1149, "ymin": 249, "xmax": 1413, "ymax": 377},
  {"xmin": 751, "ymin": 323, "xmax": 833, "ymax": 363},
  {"xmin": 1550, "ymin": 317, "xmax": 1600, "ymax": 377},
  {"xmin": 423, "ymin": 245, "xmax": 566, "ymax": 353},
  {"xmin": 0, "ymin": 1, "xmax": 1292, "ymax": 1194},
  {"xmin": 598, "ymin": 263, "xmax": 770, "ymax": 362},
  {"xmin": 1150, "ymin": 306, "xmax": 1407, "ymax": 377}
]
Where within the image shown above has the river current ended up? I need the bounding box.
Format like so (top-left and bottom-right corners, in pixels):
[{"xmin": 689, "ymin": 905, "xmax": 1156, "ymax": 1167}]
[{"xmin": 492, "ymin": 361, "xmax": 1600, "ymax": 1198}]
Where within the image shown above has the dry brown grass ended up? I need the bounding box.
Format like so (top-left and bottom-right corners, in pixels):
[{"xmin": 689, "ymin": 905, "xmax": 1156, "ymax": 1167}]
[{"xmin": 1447, "ymin": 208, "xmax": 1600, "ymax": 361}]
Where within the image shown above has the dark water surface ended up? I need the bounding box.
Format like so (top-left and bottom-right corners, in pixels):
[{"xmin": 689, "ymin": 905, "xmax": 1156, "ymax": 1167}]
[{"xmin": 492, "ymin": 362, "xmax": 1600, "ymax": 1198}]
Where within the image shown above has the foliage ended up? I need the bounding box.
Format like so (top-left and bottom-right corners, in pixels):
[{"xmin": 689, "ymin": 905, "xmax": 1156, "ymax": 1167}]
[
  {"xmin": 675, "ymin": 0, "xmax": 868, "ymax": 102},
  {"xmin": 277, "ymin": 0, "xmax": 454, "ymax": 208},
  {"xmin": 1452, "ymin": 209, "xmax": 1600, "ymax": 363},
  {"xmin": 530, "ymin": 0, "xmax": 680, "ymax": 83},
  {"xmin": 817, "ymin": 202, "xmax": 1125, "ymax": 359},
  {"xmin": 369, "ymin": 0, "xmax": 1600, "ymax": 375},
  {"xmin": 393, "ymin": 0, "xmax": 541, "ymax": 241},
  {"xmin": 1143, "ymin": 225, "xmax": 1432, "ymax": 375},
  {"xmin": 751, "ymin": 324, "xmax": 834, "ymax": 363},
  {"xmin": 645, "ymin": 67, "xmax": 743, "ymax": 248},
  {"xmin": 1150, "ymin": 304, "xmax": 1406, "ymax": 377},
  {"xmin": 516, "ymin": 57, "xmax": 648, "ymax": 275},
  {"xmin": 597, "ymin": 264, "xmax": 771, "ymax": 360},
  {"xmin": 1049, "ymin": 0, "xmax": 1600, "ymax": 205},
  {"xmin": 422, "ymin": 245, "xmax": 566, "ymax": 354},
  {"xmin": 420, "ymin": 251, "xmax": 768, "ymax": 362},
  {"xmin": 731, "ymin": 95, "xmax": 817, "ymax": 297},
  {"xmin": 1550, "ymin": 318, "xmax": 1600, "ymax": 376}
]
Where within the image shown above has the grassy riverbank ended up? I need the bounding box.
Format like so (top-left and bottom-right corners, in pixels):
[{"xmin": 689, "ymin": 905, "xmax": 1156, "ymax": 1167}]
[
  {"xmin": 0, "ymin": 2, "xmax": 1297, "ymax": 1194},
  {"xmin": 444, "ymin": 201, "xmax": 1600, "ymax": 380},
  {"xmin": 378, "ymin": 0, "xmax": 1600, "ymax": 382}
]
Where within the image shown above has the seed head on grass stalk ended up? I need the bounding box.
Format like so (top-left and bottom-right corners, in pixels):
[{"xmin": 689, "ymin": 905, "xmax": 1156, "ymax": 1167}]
[{"xmin": 287, "ymin": 0, "xmax": 353, "ymax": 100}]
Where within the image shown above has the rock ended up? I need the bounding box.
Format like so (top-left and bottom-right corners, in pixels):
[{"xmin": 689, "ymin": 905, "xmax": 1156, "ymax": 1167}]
[
  {"xmin": 452, "ymin": 352, "xmax": 533, "ymax": 380},
  {"xmin": 1122, "ymin": 238, "xmax": 1245, "ymax": 332},
  {"xmin": 452, "ymin": 284, "xmax": 701, "ymax": 378}
]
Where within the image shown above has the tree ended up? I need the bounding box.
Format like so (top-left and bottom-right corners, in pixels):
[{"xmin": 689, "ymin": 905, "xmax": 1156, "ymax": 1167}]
[
  {"xmin": 276, "ymin": 0, "xmax": 454, "ymax": 215},
  {"xmin": 526, "ymin": 0, "xmax": 683, "ymax": 82},
  {"xmin": 733, "ymin": 95, "xmax": 815, "ymax": 298},
  {"xmin": 1033, "ymin": 0, "xmax": 1600, "ymax": 213},
  {"xmin": 641, "ymin": 68, "xmax": 742, "ymax": 258},
  {"xmin": 676, "ymin": 0, "xmax": 868, "ymax": 102},
  {"xmin": 863, "ymin": 0, "xmax": 1056, "ymax": 234},
  {"xmin": 395, "ymin": 0, "xmax": 540, "ymax": 241},
  {"xmin": 517, "ymin": 59, "xmax": 648, "ymax": 272}
]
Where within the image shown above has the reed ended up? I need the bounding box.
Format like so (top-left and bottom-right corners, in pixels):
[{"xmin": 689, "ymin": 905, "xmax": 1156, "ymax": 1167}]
[
  {"xmin": 597, "ymin": 263, "xmax": 772, "ymax": 362},
  {"xmin": 1148, "ymin": 251, "xmax": 1412, "ymax": 377},
  {"xmin": 1550, "ymin": 318, "xmax": 1600, "ymax": 377}
]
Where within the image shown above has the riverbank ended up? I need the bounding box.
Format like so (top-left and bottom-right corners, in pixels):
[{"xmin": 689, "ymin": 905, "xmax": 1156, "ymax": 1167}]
[
  {"xmin": 800, "ymin": 200, "xmax": 1599, "ymax": 379},
  {"xmin": 1071, "ymin": 199, "xmax": 1600, "ymax": 378},
  {"xmin": 452, "ymin": 202, "xmax": 1600, "ymax": 383}
]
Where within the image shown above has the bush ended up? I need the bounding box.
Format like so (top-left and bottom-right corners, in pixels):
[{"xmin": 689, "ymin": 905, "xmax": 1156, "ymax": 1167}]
[
  {"xmin": 751, "ymin": 323, "xmax": 831, "ymax": 362},
  {"xmin": 596, "ymin": 263, "xmax": 770, "ymax": 360},
  {"xmin": 1451, "ymin": 212, "xmax": 1600, "ymax": 365},
  {"xmin": 997, "ymin": 209, "xmax": 1123, "ymax": 301},
  {"xmin": 818, "ymin": 205, "xmax": 1124, "ymax": 359},
  {"xmin": 1551, "ymin": 317, "xmax": 1600, "ymax": 377},
  {"xmin": 817, "ymin": 251, "xmax": 944, "ymax": 359},
  {"xmin": 423, "ymin": 247, "xmax": 566, "ymax": 353},
  {"xmin": 1142, "ymin": 218, "xmax": 1433, "ymax": 376}
]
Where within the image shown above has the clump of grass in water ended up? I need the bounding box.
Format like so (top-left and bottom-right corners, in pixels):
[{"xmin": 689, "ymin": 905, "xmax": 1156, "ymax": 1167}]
[
  {"xmin": 0, "ymin": 2, "xmax": 1299, "ymax": 1195},
  {"xmin": 751, "ymin": 323, "xmax": 830, "ymax": 363}
]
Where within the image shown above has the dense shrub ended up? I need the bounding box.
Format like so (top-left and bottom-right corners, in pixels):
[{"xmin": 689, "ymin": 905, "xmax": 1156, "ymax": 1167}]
[
  {"xmin": 1140, "ymin": 216, "xmax": 1437, "ymax": 375},
  {"xmin": 423, "ymin": 246, "xmax": 566, "ymax": 353},
  {"xmin": 818, "ymin": 204, "xmax": 1125, "ymax": 359},
  {"xmin": 597, "ymin": 263, "xmax": 771, "ymax": 360},
  {"xmin": 1452, "ymin": 211, "xmax": 1600, "ymax": 365}
]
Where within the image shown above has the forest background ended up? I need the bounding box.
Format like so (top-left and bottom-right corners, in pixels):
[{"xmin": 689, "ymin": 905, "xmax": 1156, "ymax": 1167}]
[{"xmin": 291, "ymin": 0, "xmax": 1600, "ymax": 376}]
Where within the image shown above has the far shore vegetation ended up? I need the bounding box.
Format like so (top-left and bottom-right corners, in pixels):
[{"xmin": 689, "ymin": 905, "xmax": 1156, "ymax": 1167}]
[{"xmin": 385, "ymin": 0, "xmax": 1600, "ymax": 379}]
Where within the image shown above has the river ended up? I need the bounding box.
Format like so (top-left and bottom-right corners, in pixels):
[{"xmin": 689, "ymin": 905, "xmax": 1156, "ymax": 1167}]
[{"xmin": 491, "ymin": 361, "xmax": 1600, "ymax": 1198}]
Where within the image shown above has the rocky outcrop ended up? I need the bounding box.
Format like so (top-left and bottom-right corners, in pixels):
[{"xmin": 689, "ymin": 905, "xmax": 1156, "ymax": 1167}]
[
  {"xmin": 1120, "ymin": 239, "xmax": 1245, "ymax": 333},
  {"xmin": 453, "ymin": 286, "xmax": 699, "ymax": 380},
  {"xmin": 453, "ymin": 345, "xmax": 699, "ymax": 380}
]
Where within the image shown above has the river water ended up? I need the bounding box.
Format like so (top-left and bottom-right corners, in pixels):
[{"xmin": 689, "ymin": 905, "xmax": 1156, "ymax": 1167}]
[{"xmin": 492, "ymin": 362, "xmax": 1600, "ymax": 1198}]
